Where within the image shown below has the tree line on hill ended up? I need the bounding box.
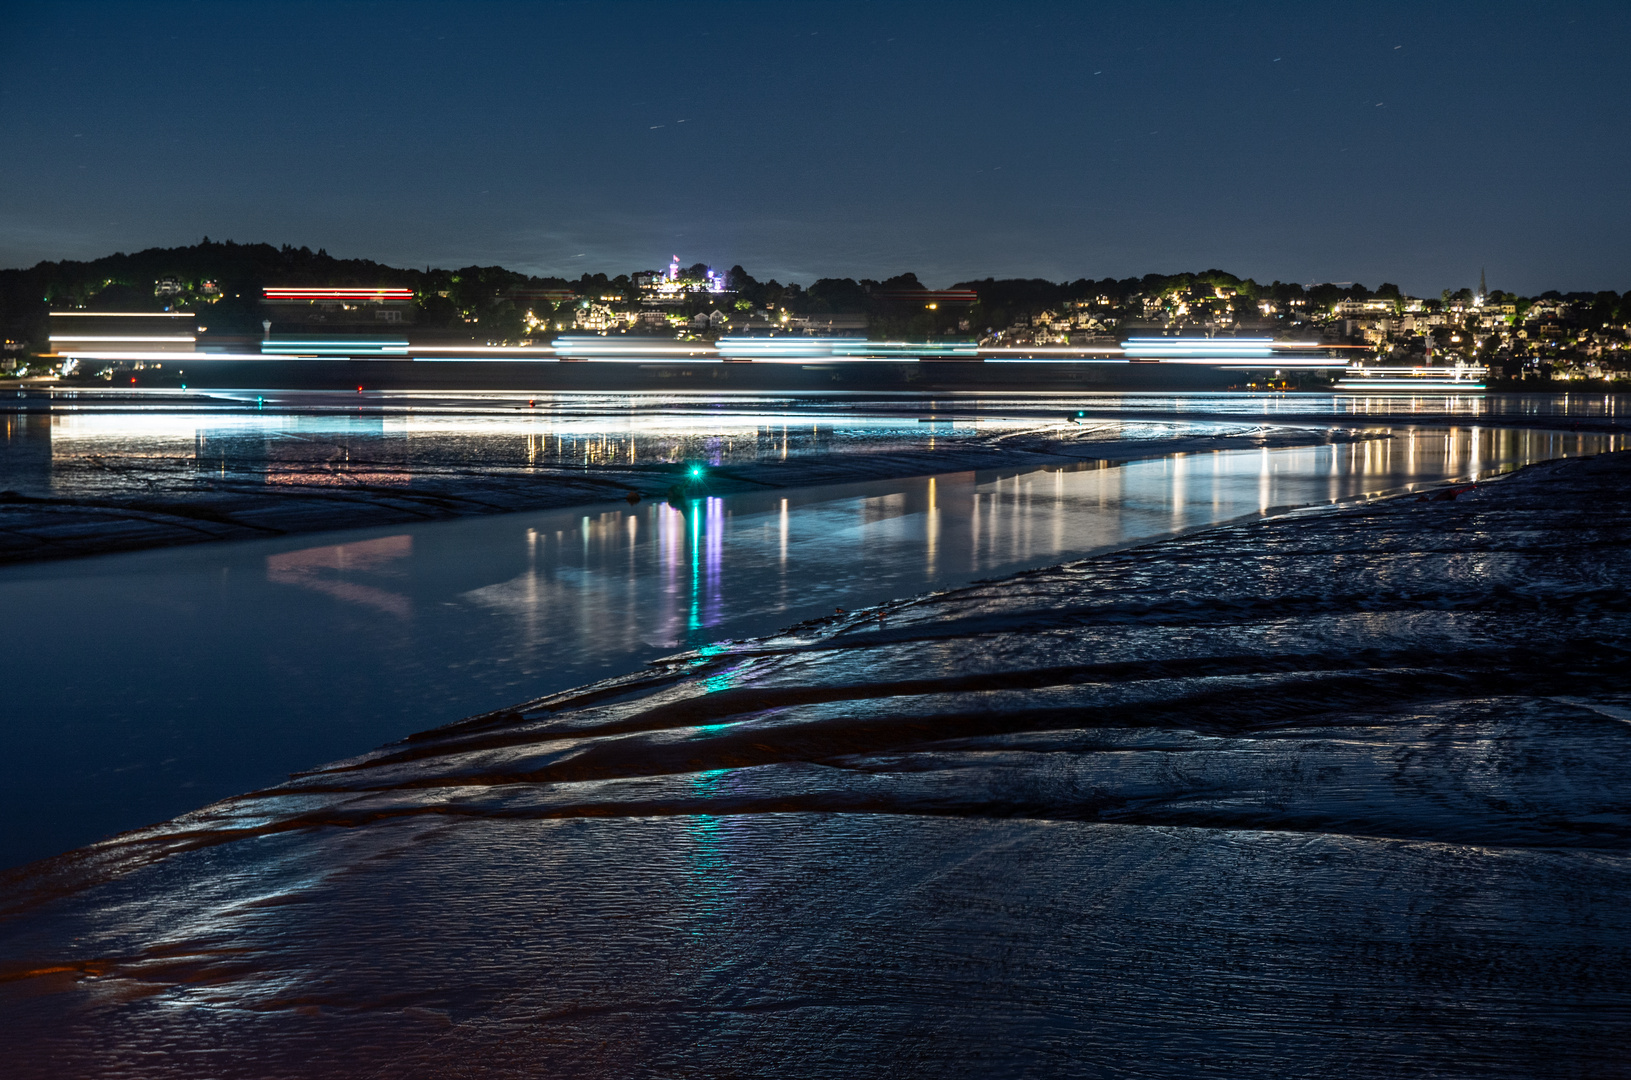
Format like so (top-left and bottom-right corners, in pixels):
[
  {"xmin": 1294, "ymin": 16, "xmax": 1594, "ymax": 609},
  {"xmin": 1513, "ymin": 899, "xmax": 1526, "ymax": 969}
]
[{"xmin": 2, "ymin": 240, "xmax": 1627, "ymax": 353}]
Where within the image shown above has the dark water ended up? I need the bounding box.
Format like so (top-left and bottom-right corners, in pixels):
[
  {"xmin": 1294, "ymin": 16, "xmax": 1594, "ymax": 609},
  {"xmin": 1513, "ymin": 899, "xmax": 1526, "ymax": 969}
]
[
  {"xmin": 2, "ymin": 451, "xmax": 1627, "ymax": 1078},
  {"xmin": 0, "ymin": 421, "xmax": 1621, "ymax": 869}
]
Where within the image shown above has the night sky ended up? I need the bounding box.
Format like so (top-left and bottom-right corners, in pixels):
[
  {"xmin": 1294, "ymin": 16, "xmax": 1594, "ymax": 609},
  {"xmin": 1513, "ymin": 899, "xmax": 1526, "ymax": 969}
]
[{"xmin": 2, "ymin": 1, "xmax": 1627, "ymax": 295}]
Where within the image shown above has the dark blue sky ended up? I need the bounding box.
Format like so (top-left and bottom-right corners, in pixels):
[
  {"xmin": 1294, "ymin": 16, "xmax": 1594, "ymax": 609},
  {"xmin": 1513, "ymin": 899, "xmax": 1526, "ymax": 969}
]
[{"xmin": 3, "ymin": 1, "xmax": 1627, "ymax": 294}]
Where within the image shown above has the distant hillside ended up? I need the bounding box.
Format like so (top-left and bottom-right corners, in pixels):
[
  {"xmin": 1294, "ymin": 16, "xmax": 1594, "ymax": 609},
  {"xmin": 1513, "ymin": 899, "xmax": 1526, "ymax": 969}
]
[
  {"xmin": 0, "ymin": 240, "xmax": 572, "ymax": 345},
  {"xmin": 4, "ymin": 240, "xmax": 1624, "ymax": 359}
]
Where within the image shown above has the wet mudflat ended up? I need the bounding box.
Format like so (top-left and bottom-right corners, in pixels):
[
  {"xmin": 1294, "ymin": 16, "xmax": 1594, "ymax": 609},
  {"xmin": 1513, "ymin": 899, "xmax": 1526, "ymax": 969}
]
[{"xmin": 2, "ymin": 451, "xmax": 1627, "ymax": 1078}]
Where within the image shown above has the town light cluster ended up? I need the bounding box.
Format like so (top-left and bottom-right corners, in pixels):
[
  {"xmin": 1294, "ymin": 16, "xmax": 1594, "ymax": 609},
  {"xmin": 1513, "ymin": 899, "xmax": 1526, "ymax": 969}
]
[{"xmin": 34, "ymin": 258, "xmax": 1592, "ymax": 389}]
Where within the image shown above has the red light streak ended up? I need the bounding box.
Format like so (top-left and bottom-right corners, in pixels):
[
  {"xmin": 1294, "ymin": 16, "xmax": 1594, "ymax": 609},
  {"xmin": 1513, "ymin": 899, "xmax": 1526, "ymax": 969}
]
[{"xmin": 263, "ymin": 288, "xmax": 414, "ymax": 300}]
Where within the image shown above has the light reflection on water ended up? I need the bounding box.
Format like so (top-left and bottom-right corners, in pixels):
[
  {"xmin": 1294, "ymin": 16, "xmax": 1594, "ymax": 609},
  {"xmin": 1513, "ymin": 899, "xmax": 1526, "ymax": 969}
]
[
  {"xmin": 0, "ymin": 424, "xmax": 1623, "ymax": 868},
  {"xmin": 2, "ymin": 391, "xmax": 1625, "ymax": 496},
  {"xmin": 10, "ymin": 388, "xmax": 1628, "ymax": 419}
]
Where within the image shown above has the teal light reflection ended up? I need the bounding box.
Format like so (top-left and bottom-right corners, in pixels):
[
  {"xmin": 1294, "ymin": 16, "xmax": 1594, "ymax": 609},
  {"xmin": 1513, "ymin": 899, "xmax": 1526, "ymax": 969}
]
[{"xmin": 686, "ymin": 770, "xmax": 733, "ymax": 939}]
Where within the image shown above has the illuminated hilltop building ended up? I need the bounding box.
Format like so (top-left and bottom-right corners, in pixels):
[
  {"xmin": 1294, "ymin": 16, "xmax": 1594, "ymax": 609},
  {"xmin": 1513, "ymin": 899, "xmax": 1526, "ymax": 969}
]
[{"xmin": 632, "ymin": 256, "xmax": 729, "ymax": 303}]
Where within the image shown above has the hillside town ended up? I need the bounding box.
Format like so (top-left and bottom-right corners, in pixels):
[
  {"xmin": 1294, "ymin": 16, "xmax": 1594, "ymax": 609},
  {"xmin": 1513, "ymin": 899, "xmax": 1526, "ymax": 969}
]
[{"xmin": 2, "ymin": 241, "xmax": 1627, "ymax": 384}]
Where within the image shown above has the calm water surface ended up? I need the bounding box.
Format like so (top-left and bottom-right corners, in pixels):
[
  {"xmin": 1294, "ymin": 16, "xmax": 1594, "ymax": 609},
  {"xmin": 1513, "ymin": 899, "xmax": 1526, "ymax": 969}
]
[{"xmin": 0, "ymin": 418, "xmax": 1623, "ymax": 867}]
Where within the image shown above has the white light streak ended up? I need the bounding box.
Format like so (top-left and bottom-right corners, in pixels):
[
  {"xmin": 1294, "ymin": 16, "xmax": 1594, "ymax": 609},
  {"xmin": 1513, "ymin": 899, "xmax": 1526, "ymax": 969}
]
[{"xmin": 49, "ymin": 335, "xmax": 196, "ymax": 343}]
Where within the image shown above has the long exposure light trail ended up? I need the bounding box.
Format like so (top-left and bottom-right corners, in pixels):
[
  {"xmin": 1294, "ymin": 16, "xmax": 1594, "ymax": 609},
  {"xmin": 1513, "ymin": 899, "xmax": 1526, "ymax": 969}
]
[
  {"xmin": 262, "ymin": 288, "xmax": 415, "ymax": 301},
  {"xmin": 407, "ymin": 346, "xmax": 558, "ymax": 355},
  {"xmin": 831, "ymin": 341, "xmax": 978, "ymax": 359},
  {"xmin": 261, "ymin": 339, "xmax": 410, "ymax": 356},
  {"xmin": 1123, "ymin": 337, "xmax": 1275, "ymax": 358},
  {"xmin": 1337, "ymin": 379, "xmax": 1487, "ymax": 390},
  {"xmin": 553, "ymin": 336, "xmax": 718, "ymax": 360},
  {"xmin": 45, "ymin": 351, "xmax": 261, "ymax": 362},
  {"xmin": 50, "ymin": 336, "xmax": 197, "ymax": 344},
  {"xmin": 47, "ymin": 334, "xmax": 1352, "ymax": 371},
  {"xmin": 981, "ymin": 346, "xmax": 1124, "ymax": 356}
]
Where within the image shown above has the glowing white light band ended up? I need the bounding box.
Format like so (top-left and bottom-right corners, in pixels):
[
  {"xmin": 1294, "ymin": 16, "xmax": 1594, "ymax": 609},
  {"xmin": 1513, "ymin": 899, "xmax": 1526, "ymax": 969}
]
[
  {"xmin": 408, "ymin": 346, "xmax": 558, "ymax": 355},
  {"xmin": 1337, "ymin": 379, "xmax": 1486, "ymax": 390},
  {"xmin": 50, "ymin": 335, "xmax": 196, "ymax": 343}
]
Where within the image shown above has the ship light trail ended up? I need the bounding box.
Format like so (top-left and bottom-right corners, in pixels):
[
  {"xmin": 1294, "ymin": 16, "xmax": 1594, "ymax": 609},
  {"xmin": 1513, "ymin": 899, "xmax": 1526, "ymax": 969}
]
[
  {"xmin": 552, "ymin": 336, "xmax": 719, "ymax": 360},
  {"xmin": 261, "ymin": 338, "xmax": 410, "ymax": 356},
  {"xmin": 1336, "ymin": 379, "xmax": 1487, "ymax": 390},
  {"xmin": 981, "ymin": 345, "xmax": 1125, "ymax": 362},
  {"xmin": 1338, "ymin": 365, "xmax": 1487, "ymax": 391},
  {"xmin": 716, "ymin": 336, "xmax": 851, "ymax": 361},
  {"xmin": 713, "ymin": 337, "xmax": 979, "ymax": 361},
  {"xmin": 48, "ymin": 312, "xmax": 198, "ymax": 352},
  {"xmin": 831, "ymin": 340, "xmax": 978, "ymax": 359},
  {"xmin": 50, "ymin": 335, "xmax": 196, "ymax": 344},
  {"xmin": 1115, "ymin": 338, "xmax": 1345, "ymax": 369},
  {"xmin": 407, "ymin": 345, "xmax": 558, "ymax": 355},
  {"xmin": 1123, "ymin": 337, "xmax": 1276, "ymax": 359},
  {"xmin": 262, "ymin": 288, "xmax": 415, "ymax": 301},
  {"xmin": 46, "ymin": 350, "xmax": 272, "ymax": 362}
]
